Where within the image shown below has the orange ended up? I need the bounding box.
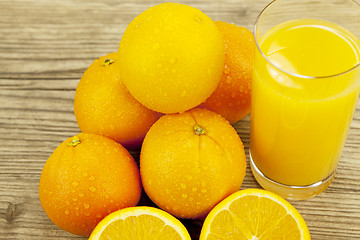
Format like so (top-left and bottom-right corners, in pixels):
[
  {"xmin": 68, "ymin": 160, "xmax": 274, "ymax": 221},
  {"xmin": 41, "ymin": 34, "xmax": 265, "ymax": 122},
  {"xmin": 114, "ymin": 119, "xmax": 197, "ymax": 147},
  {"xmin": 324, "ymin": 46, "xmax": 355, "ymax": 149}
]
[
  {"xmin": 200, "ymin": 189, "xmax": 311, "ymax": 240},
  {"xmin": 200, "ymin": 21, "xmax": 255, "ymax": 123},
  {"xmin": 39, "ymin": 133, "xmax": 142, "ymax": 236},
  {"xmin": 140, "ymin": 108, "xmax": 246, "ymax": 219},
  {"xmin": 89, "ymin": 207, "xmax": 191, "ymax": 240},
  {"xmin": 118, "ymin": 3, "xmax": 224, "ymax": 114},
  {"xmin": 74, "ymin": 52, "xmax": 161, "ymax": 149}
]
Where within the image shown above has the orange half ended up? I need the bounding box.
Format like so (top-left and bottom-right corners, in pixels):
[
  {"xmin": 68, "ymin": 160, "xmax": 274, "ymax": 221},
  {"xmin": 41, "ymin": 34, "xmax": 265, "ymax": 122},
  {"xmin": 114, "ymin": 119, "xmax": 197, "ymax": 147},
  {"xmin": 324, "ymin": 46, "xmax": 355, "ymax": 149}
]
[
  {"xmin": 89, "ymin": 207, "xmax": 191, "ymax": 240},
  {"xmin": 200, "ymin": 189, "xmax": 311, "ymax": 240}
]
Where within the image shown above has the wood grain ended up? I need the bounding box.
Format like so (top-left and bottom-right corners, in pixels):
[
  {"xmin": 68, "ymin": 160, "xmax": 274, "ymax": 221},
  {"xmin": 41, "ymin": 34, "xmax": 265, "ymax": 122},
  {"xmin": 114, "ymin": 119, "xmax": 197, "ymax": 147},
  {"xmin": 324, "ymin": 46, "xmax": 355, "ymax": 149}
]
[{"xmin": 0, "ymin": 0, "xmax": 359, "ymax": 239}]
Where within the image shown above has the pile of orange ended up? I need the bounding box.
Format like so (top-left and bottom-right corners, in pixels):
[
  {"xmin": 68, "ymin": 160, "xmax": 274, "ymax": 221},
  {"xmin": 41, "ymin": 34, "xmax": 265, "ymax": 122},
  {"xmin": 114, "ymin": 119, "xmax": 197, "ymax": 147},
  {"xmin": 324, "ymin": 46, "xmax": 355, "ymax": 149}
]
[{"xmin": 38, "ymin": 2, "xmax": 310, "ymax": 240}]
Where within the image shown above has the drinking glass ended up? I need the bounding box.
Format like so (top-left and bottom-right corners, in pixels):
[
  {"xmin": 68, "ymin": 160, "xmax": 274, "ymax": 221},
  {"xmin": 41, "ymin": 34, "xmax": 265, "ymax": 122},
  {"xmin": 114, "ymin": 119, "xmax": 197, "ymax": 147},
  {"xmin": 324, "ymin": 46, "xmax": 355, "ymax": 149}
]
[{"xmin": 250, "ymin": 0, "xmax": 360, "ymax": 200}]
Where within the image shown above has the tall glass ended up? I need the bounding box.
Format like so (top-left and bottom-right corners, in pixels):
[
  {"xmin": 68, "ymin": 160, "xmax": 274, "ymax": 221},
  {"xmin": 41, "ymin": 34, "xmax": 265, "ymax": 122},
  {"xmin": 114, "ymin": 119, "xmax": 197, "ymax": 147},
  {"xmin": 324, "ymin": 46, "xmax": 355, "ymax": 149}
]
[{"xmin": 250, "ymin": 0, "xmax": 360, "ymax": 200}]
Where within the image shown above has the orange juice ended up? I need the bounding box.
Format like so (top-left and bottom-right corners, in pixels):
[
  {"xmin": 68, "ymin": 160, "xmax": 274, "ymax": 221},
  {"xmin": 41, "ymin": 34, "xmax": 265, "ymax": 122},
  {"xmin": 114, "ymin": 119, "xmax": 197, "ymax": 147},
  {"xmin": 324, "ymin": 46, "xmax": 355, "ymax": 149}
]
[{"xmin": 251, "ymin": 19, "xmax": 360, "ymax": 186}]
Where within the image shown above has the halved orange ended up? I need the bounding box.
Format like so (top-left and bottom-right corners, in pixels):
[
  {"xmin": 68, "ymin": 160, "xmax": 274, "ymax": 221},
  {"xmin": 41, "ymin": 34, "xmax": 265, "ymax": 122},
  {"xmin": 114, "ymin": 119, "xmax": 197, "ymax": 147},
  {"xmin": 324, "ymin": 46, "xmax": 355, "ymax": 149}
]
[
  {"xmin": 200, "ymin": 189, "xmax": 311, "ymax": 240},
  {"xmin": 89, "ymin": 206, "xmax": 191, "ymax": 240}
]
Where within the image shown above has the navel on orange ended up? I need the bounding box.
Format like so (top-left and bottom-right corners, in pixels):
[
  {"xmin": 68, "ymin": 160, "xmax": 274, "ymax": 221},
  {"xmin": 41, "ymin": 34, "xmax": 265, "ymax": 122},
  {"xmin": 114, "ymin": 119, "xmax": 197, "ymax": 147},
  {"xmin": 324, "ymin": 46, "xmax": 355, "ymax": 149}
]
[{"xmin": 200, "ymin": 189, "xmax": 311, "ymax": 240}]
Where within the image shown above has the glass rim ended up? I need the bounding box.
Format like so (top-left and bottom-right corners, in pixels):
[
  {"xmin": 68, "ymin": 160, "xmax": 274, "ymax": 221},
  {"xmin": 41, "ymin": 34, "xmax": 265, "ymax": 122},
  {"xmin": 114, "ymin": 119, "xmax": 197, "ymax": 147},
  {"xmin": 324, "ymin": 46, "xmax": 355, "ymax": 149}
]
[{"xmin": 254, "ymin": 0, "xmax": 360, "ymax": 79}]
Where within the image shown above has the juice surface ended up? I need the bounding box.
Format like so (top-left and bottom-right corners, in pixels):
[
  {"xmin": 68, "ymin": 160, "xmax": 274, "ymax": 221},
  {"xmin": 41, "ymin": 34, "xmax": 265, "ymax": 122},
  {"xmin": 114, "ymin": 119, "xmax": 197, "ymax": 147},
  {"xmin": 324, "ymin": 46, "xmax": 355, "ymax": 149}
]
[{"xmin": 251, "ymin": 19, "xmax": 360, "ymax": 186}]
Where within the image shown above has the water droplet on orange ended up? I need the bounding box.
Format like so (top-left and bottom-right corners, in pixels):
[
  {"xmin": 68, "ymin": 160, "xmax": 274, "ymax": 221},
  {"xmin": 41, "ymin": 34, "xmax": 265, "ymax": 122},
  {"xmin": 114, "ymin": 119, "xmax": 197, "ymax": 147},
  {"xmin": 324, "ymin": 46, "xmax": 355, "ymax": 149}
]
[
  {"xmin": 226, "ymin": 76, "xmax": 232, "ymax": 84},
  {"xmin": 224, "ymin": 65, "xmax": 231, "ymax": 74},
  {"xmin": 169, "ymin": 57, "xmax": 176, "ymax": 64},
  {"xmin": 193, "ymin": 15, "xmax": 203, "ymax": 24},
  {"xmin": 181, "ymin": 90, "xmax": 187, "ymax": 97}
]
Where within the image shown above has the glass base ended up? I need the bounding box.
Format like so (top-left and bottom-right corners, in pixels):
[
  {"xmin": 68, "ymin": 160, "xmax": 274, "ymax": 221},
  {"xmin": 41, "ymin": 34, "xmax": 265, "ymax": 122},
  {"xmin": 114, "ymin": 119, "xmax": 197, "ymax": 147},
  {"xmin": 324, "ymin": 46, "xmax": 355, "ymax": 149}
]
[{"xmin": 249, "ymin": 151, "xmax": 336, "ymax": 200}]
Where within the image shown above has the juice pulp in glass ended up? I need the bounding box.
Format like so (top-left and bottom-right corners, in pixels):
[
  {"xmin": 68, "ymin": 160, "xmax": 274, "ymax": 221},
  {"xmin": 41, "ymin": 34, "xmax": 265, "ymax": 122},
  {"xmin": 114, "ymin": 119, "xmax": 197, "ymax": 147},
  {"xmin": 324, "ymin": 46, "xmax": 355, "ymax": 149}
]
[{"xmin": 251, "ymin": 19, "xmax": 360, "ymax": 186}]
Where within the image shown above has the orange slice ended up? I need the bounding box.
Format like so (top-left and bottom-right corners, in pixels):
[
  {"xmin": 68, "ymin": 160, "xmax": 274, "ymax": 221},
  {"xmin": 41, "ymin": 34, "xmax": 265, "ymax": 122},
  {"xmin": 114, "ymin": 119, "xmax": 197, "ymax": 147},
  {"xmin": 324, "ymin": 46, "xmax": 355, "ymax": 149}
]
[
  {"xmin": 200, "ymin": 189, "xmax": 311, "ymax": 240},
  {"xmin": 89, "ymin": 207, "xmax": 191, "ymax": 240}
]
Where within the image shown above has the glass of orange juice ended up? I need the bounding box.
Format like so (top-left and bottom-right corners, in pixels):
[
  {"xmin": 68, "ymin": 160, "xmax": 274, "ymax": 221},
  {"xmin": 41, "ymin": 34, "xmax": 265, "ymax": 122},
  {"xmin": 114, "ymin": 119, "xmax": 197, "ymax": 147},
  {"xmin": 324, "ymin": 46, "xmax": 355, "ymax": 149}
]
[{"xmin": 250, "ymin": 0, "xmax": 360, "ymax": 200}]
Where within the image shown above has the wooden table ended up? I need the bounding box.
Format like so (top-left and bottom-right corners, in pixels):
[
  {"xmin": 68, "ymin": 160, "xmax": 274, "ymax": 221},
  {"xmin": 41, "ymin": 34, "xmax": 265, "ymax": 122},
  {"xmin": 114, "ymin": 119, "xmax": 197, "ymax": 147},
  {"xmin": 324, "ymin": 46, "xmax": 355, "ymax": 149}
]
[{"xmin": 1, "ymin": 0, "xmax": 360, "ymax": 239}]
